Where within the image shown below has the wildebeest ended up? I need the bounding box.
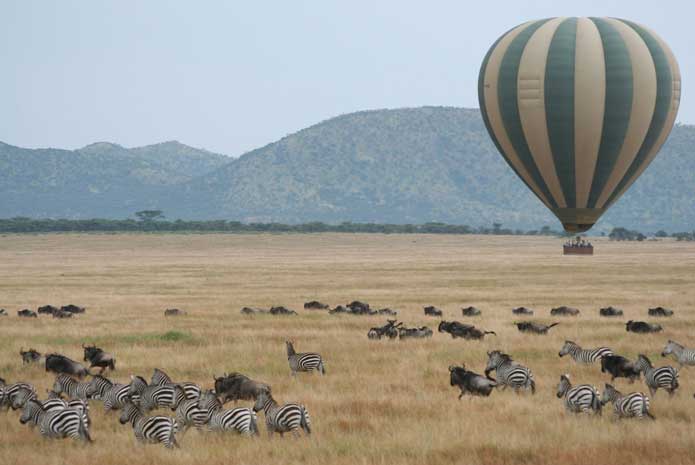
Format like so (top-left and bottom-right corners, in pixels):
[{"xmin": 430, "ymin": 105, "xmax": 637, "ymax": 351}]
[
  {"xmin": 438, "ymin": 321, "xmax": 495, "ymax": 340},
  {"xmin": 551, "ymin": 306, "xmax": 580, "ymax": 316},
  {"xmin": 304, "ymin": 301, "xmax": 329, "ymax": 310},
  {"xmin": 269, "ymin": 306, "xmax": 298, "ymax": 315},
  {"xmin": 514, "ymin": 322, "xmax": 558, "ymax": 335},
  {"xmin": 398, "ymin": 326, "xmax": 433, "ymax": 339},
  {"xmin": 60, "ymin": 304, "xmax": 85, "ymax": 314},
  {"xmin": 241, "ymin": 307, "xmax": 267, "ymax": 314},
  {"xmin": 164, "ymin": 308, "xmax": 187, "ymax": 317},
  {"xmin": 512, "ymin": 307, "xmax": 534, "ymax": 315},
  {"xmin": 19, "ymin": 348, "xmax": 42, "ymax": 365},
  {"xmin": 599, "ymin": 306, "xmax": 624, "ymax": 317},
  {"xmin": 53, "ymin": 310, "xmax": 73, "ymax": 319},
  {"xmin": 214, "ymin": 373, "xmax": 270, "ymax": 403},
  {"xmin": 424, "ymin": 306, "xmax": 443, "ymax": 317},
  {"xmin": 368, "ymin": 320, "xmax": 401, "ymax": 339},
  {"xmin": 347, "ymin": 301, "xmax": 373, "ymax": 314},
  {"xmin": 328, "ymin": 305, "xmax": 348, "ymax": 314},
  {"xmin": 626, "ymin": 320, "xmax": 662, "ymax": 333},
  {"xmin": 648, "ymin": 307, "xmax": 674, "ymax": 317},
  {"xmin": 377, "ymin": 308, "xmax": 398, "ymax": 316},
  {"xmin": 449, "ymin": 364, "xmax": 496, "ymax": 398},
  {"xmin": 461, "ymin": 306, "xmax": 482, "ymax": 316},
  {"xmin": 600, "ymin": 355, "xmax": 641, "ymax": 383},
  {"xmin": 83, "ymin": 344, "xmax": 115, "ymax": 373},
  {"xmin": 45, "ymin": 354, "xmax": 90, "ymax": 378},
  {"xmin": 37, "ymin": 305, "xmax": 59, "ymax": 315},
  {"xmin": 17, "ymin": 309, "xmax": 37, "ymax": 318}
]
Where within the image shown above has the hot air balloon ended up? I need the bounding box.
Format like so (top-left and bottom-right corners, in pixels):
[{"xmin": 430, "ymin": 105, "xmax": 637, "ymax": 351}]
[{"xmin": 478, "ymin": 17, "xmax": 680, "ymax": 233}]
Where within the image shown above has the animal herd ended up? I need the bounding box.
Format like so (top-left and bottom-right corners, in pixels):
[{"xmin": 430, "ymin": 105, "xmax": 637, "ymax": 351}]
[{"xmin": 1, "ymin": 304, "xmax": 86, "ymax": 319}]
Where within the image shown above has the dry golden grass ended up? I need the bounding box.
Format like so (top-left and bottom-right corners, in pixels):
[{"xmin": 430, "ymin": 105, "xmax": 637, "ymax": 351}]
[{"xmin": 1, "ymin": 233, "xmax": 695, "ymax": 465}]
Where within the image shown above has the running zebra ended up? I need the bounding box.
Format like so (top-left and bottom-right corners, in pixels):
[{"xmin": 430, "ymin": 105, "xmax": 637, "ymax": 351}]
[
  {"xmin": 253, "ymin": 389, "xmax": 310, "ymax": 437},
  {"xmin": 556, "ymin": 374, "xmax": 602, "ymax": 415},
  {"xmin": 9, "ymin": 386, "xmax": 37, "ymax": 410},
  {"xmin": 102, "ymin": 383, "xmax": 130, "ymax": 411},
  {"xmin": 174, "ymin": 397, "xmax": 209, "ymax": 435},
  {"xmin": 484, "ymin": 350, "xmax": 535, "ymax": 394},
  {"xmin": 661, "ymin": 340, "xmax": 695, "ymax": 368},
  {"xmin": 119, "ymin": 402, "xmax": 179, "ymax": 448},
  {"xmin": 151, "ymin": 368, "xmax": 201, "ymax": 400},
  {"xmin": 85, "ymin": 375, "xmax": 115, "ymax": 400},
  {"xmin": 286, "ymin": 341, "xmax": 325, "ymax": 376},
  {"xmin": 558, "ymin": 340, "xmax": 613, "ymax": 364},
  {"xmin": 44, "ymin": 390, "xmax": 91, "ymax": 428},
  {"xmin": 197, "ymin": 389, "xmax": 258, "ymax": 435},
  {"xmin": 601, "ymin": 383, "xmax": 655, "ymax": 420},
  {"xmin": 19, "ymin": 399, "xmax": 91, "ymax": 442},
  {"xmin": 128, "ymin": 375, "xmax": 148, "ymax": 405},
  {"xmin": 129, "ymin": 378, "xmax": 187, "ymax": 412},
  {"xmin": 53, "ymin": 374, "xmax": 91, "ymax": 400},
  {"xmin": 635, "ymin": 354, "xmax": 679, "ymax": 396},
  {"xmin": 1, "ymin": 382, "xmax": 35, "ymax": 410}
]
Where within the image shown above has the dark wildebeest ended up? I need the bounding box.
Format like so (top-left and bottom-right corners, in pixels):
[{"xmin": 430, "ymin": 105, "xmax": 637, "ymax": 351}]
[
  {"xmin": 449, "ymin": 364, "xmax": 497, "ymax": 398},
  {"xmin": 398, "ymin": 326, "xmax": 433, "ymax": 339},
  {"xmin": 461, "ymin": 306, "xmax": 482, "ymax": 316},
  {"xmin": 241, "ymin": 307, "xmax": 267, "ymax": 314},
  {"xmin": 599, "ymin": 306, "xmax": 623, "ymax": 317},
  {"xmin": 424, "ymin": 306, "xmax": 443, "ymax": 317},
  {"xmin": 551, "ymin": 306, "xmax": 580, "ymax": 316},
  {"xmin": 37, "ymin": 305, "xmax": 59, "ymax": 315},
  {"xmin": 438, "ymin": 321, "xmax": 495, "ymax": 340},
  {"xmin": 60, "ymin": 304, "xmax": 85, "ymax": 314},
  {"xmin": 626, "ymin": 320, "xmax": 662, "ymax": 334},
  {"xmin": 368, "ymin": 320, "xmax": 402, "ymax": 339},
  {"xmin": 512, "ymin": 307, "xmax": 534, "ymax": 315},
  {"xmin": 304, "ymin": 301, "xmax": 329, "ymax": 310},
  {"xmin": 164, "ymin": 308, "xmax": 187, "ymax": 317},
  {"xmin": 52, "ymin": 310, "xmax": 73, "ymax": 319},
  {"xmin": 17, "ymin": 309, "xmax": 37, "ymax": 318},
  {"xmin": 213, "ymin": 373, "xmax": 270, "ymax": 403},
  {"xmin": 269, "ymin": 306, "xmax": 297, "ymax": 315},
  {"xmin": 600, "ymin": 355, "xmax": 641, "ymax": 383},
  {"xmin": 515, "ymin": 322, "xmax": 559, "ymax": 335},
  {"xmin": 45, "ymin": 353, "xmax": 90, "ymax": 378},
  {"xmin": 346, "ymin": 301, "xmax": 376, "ymax": 315},
  {"xmin": 648, "ymin": 307, "xmax": 674, "ymax": 317},
  {"xmin": 329, "ymin": 305, "xmax": 348, "ymax": 314},
  {"xmin": 19, "ymin": 348, "xmax": 42, "ymax": 365},
  {"xmin": 83, "ymin": 344, "xmax": 115, "ymax": 374},
  {"xmin": 377, "ymin": 308, "xmax": 398, "ymax": 316}
]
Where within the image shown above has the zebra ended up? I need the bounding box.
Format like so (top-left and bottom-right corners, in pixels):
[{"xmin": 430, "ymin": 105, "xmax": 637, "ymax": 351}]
[
  {"xmin": 558, "ymin": 340, "xmax": 613, "ymax": 364},
  {"xmin": 253, "ymin": 389, "xmax": 310, "ymax": 437},
  {"xmin": 19, "ymin": 399, "xmax": 91, "ymax": 442},
  {"xmin": 44, "ymin": 390, "xmax": 91, "ymax": 428},
  {"xmin": 119, "ymin": 401, "xmax": 179, "ymax": 448},
  {"xmin": 128, "ymin": 375, "xmax": 148, "ymax": 405},
  {"xmin": 601, "ymin": 383, "xmax": 655, "ymax": 420},
  {"xmin": 129, "ymin": 378, "xmax": 187, "ymax": 412},
  {"xmin": 286, "ymin": 340, "xmax": 325, "ymax": 376},
  {"xmin": 1, "ymin": 382, "xmax": 35, "ymax": 410},
  {"xmin": 9, "ymin": 386, "xmax": 37, "ymax": 410},
  {"xmin": 85, "ymin": 375, "xmax": 115, "ymax": 400},
  {"xmin": 102, "ymin": 383, "xmax": 130, "ymax": 411},
  {"xmin": 484, "ymin": 350, "xmax": 535, "ymax": 394},
  {"xmin": 197, "ymin": 389, "xmax": 258, "ymax": 435},
  {"xmin": 151, "ymin": 368, "xmax": 201, "ymax": 400},
  {"xmin": 635, "ymin": 354, "xmax": 679, "ymax": 396},
  {"xmin": 52, "ymin": 374, "xmax": 92, "ymax": 400},
  {"xmin": 555, "ymin": 374, "xmax": 602, "ymax": 415},
  {"xmin": 661, "ymin": 340, "xmax": 695, "ymax": 368},
  {"xmin": 174, "ymin": 397, "xmax": 209, "ymax": 435}
]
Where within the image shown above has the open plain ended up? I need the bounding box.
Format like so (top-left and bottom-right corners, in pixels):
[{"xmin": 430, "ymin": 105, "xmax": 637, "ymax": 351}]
[{"xmin": 1, "ymin": 233, "xmax": 695, "ymax": 465}]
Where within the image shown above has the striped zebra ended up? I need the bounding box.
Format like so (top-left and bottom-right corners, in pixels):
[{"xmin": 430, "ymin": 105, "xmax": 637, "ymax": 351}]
[
  {"xmin": 556, "ymin": 374, "xmax": 602, "ymax": 415},
  {"xmin": 661, "ymin": 340, "xmax": 695, "ymax": 368},
  {"xmin": 43, "ymin": 390, "xmax": 91, "ymax": 428},
  {"xmin": 197, "ymin": 389, "xmax": 258, "ymax": 435},
  {"xmin": 601, "ymin": 383, "xmax": 655, "ymax": 420},
  {"xmin": 558, "ymin": 340, "xmax": 613, "ymax": 364},
  {"xmin": 1, "ymin": 382, "xmax": 35, "ymax": 410},
  {"xmin": 128, "ymin": 375, "xmax": 148, "ymax": 405},
  {"xmin": 484, "ymin": 350, "xmax": 535, "ymax": 394},
  {"xmin": 19, "ymin": 399, "xmax": 91, "ymax": 442},
  {"xmin": 9, "ymin": 386, "xmax": 37, "ymax": 410},
  {"xmin": 119, "ymin": 402, "xmax": 179, "ymax": 448},
  {"xmin": 151, "ymin": 368, "xmax": 201, "ymax": 400},
  {"xmin": 635, "ymin": 354, "xmax": 679, "ymax": 396},
  {"xmin": 286, "ymin": 341, "xmax": 325, "ymax": 376},
  {"xmin": 253, "ymin": 389, "xmax": 310, "ymax": 437},
  {"xmin": 129, "ymin": 378, "xmax": 187, "ymax": 412},
  {"xmin": 102, "ymin": 383, "xmax": 130, "ymax": 411},
  {"xmin": 53, "ymin": 374, "xmax": 91, "ymax": 400},
  {"xmin": 85, "ymin": 375, "xmax": 115, "ymax": 400},
  {"xmin": 175, "ymin": 398, "xmax": 209, "ymax": 435}
]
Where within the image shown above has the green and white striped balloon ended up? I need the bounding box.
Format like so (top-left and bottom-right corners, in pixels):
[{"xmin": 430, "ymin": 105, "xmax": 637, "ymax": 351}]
[{"xmin": 478, "ymin": 17, "xmax": 680, "ymax": 233}]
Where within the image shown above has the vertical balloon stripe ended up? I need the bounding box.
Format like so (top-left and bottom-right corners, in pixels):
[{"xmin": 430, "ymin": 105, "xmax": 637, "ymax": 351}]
[
  {"xmin": 498, "ymin": 19, "xmax": 557, "ymax": 208},
  {"xmin": 545, "ymin": 17, "xmax": 577, "ymax": 208},
  {"xmin": 587, "ymin": 18, "xmax": 633, "ymax": 208},
  {"xmin": 573, "ymin": 18, "xmax": 605, "ymax": 209}
]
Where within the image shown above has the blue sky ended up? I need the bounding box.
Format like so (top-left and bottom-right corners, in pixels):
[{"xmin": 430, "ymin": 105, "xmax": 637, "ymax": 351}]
[{"xmin": 1, "ymin": 1, "xmax": 690, "ymax": 156}]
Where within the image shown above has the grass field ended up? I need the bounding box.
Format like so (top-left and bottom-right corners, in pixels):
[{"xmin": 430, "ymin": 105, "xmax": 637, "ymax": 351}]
[{"xmin": 1, "ymin": 233, "xmax": 695, "ymax": 465}]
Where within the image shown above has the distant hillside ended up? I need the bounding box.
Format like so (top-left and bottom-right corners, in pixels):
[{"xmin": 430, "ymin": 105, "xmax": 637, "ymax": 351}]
[{"xmin": 1, "ymin": 107, "xmax": 694, "ymax": 231}]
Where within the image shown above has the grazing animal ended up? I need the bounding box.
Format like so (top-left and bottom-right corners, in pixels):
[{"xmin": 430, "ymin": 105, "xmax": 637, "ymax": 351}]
[
  {"xmin": 52, "ymin": 310, "xmax": 73, "ymax": 318},
  {"xmin": 304, "ymin": 301, "xmax": 329, "ymax": 310},
  {"xmin": 253, "ymin": 389, "xmax": 311, "ymax": 437},
  {"xmin": 241, "ymin": 307, "xmax": 267, "ymax": 314},
  {"xmin": 514, "ymin": 322, "xmax": 558, "ymax": 335},
  {"xmin": 60, "ymin": 304, "xmax": 85, "ymax": 314},
  {"xmin": 626, "ymin": 320, "xmax": 662, "ymax": 333},
  {"xmin": 52, "ymin": 374, "xmax": 91, "ymax": 400},
  {"xmin": 286, "ymin": 341, "xmax": 325, "ymax": 376},
  {"xmin": 449, "ymin": 364, "xmax": 496, "ymax": 398},
  {"xmin": 377, "ymin": 308, "xmax": 398, "ymax": 315},
  {"xmin": 601, "ymin": 383, "xmax": 654, "ymax": 420},
  {"xmin": 424, "ymin": 306, "xmax": 443, "ymax": 317},
  {"xmin": 37, "ymin": 305, "xmax": 59, "ymax": 315},
  {"xmin": 368, "ymin": 320, "xmax": 401, "ymax": 339},
  {"xmin": 150, "ymin": 368, "xmax": 201, "ymax": 400},
  {"xmin": 17, "ymin": 309, "xmax": 37, "ymax": 318},
  {"xmin": 550, "ymin": 306, "xmax": 580, "ymax": 316},
  {"xmin": 45, "ymin": 354, "xmax": 90, "ymax": 378},
  {"xmin": 83, "ymin": 344, "xmax": 116, "ymax": 373},
  {"xmin": 119, "ymin": 402, "xmax": 179, "ymax": 448},
  {"xmin": 398, "ymin": 326, "xmax": 433, "ymax": 339},
  {"xmin": 649, "ymin": 307, "xmax": 674, "ymax": 317},
  {"xmin": 512, "ymin": 307, "xmax": 534, "ymax": 315},
  {"xmin": 635, "ymin": 354, "xmax": 679, "ymax": 396},
  {"xmin": 556, "ymin": 374, "xmax": 602, "ymax": 415},
  {"xmin": 213, "ymin": 372, "xmax": 270, "ymax": 403},
  {"xmin": 198, "ymin": 389, "xmax": 258, "ymax": 435},
  {"xmin": 599, "ymin": 306, "xmax": 624, "ymax": 317},
  {"xmin": 164, "ymin": 308, "xmax": 187, "ymax": 317},
  {"xmin": 461, "ymin": 306, "xmax": 482, "ymax": 316},
  {"xmin": 20, "ymin": 399, "xmax": 91, "ymax": 442},
  {"xmin": 19, "ymin": 348, "xmax": 42, "ymax": 365},
  {"xmin": 269, "ymin": 306, "xmax": 297, "ymax": 315},
  {"xmin": 346, "ymin": 301, "xmax": 374, "ymax": 315},
  {"xmin": 558, "ymin": 340, "xmax": 613, "ymax": 364},
  {"xmin": 600, "ymin": 355, "xmax": 641, "ymax": 383},
  {"xmin": 484, "ymin": 351, "xmax": 535, "ymax": 394},
  {"xmin": 662, "ymin": 340, "xmax": 695, "ymax": 367}
]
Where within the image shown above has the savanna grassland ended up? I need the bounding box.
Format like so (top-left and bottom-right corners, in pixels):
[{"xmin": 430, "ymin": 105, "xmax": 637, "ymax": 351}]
[{"xmin": 1, "ymin": 233, "xmax": 694, "ymax": 465}]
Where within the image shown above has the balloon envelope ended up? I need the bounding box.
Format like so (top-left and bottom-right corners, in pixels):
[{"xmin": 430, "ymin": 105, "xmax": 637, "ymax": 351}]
[{"xmin": 478, "ymin": 17, "xmax": 680, "ymax": 232}]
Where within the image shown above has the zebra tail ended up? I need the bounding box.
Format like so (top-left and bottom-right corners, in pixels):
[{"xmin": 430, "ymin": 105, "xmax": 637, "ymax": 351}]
[
  {"xmin": 78, "ymin": 410, "xmax": 92, "ymax": 442},
  {"xmin": 300, "ymin": 406, "xmax": 311, "ymax": 435},
  {"xmin": 529, "ymin": 378, "xmax": 536, "ymax": 395},
  {"xmin": 319, "ymin": 361, "xmax": 326, "ymax": 375}
]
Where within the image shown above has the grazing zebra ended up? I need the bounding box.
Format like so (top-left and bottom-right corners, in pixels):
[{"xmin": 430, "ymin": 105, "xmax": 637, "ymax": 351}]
[
  {"xmin": 197, "ymin": 389, "xmax": 258, "ymax": 435},
  {"xmin": 635, "ymin": 354, "xmax": 679, "ymax": 396},
  {"xmin": 129, "ymin": 379, "xmax": 187, "ymax": 412},
  {"xmin": 1, "ymin": 382, "xmax": 35, "ymax": 410},
  {"xmin": 151, "ymin": 368, "xmax": 201, "ymax": 400},
  {"xmin": 556, "ymin": 374, "xmax": 602, "ymax": 415},
  {"xmin": 286, "ymin": 341, "xmax": 325, "ymax": 376},
  {"xmin": 174, "ymin": 398, "xmax": 209, "ymax": 435},
  {"xmin": 119, "ymin": 402, "xmax": 179, "ymax": 448},
  {"xmin": 661, "ymin": 340, "xmax": 695, "ymax": 368},
  {"xmin": 558, "ymin": 340, "xmax": 613, "ymax": 364},
  {"xmin": 601, "ymin": 383, "xmax": 655, "ymax": 420},
  {"xmin": 253, "ymin": 389, "xmax": 310, "ymax": 437},
  {"xmin": 484, "ymin": 350, "xmax": 535, "ymax": 394},
  {"xmin": 19, "ymin": 399, "xmax": 91, "ymax": 442},
  {"xmin": 52, "ymin": 374, "xmax": 91, "ymax": 400}
]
